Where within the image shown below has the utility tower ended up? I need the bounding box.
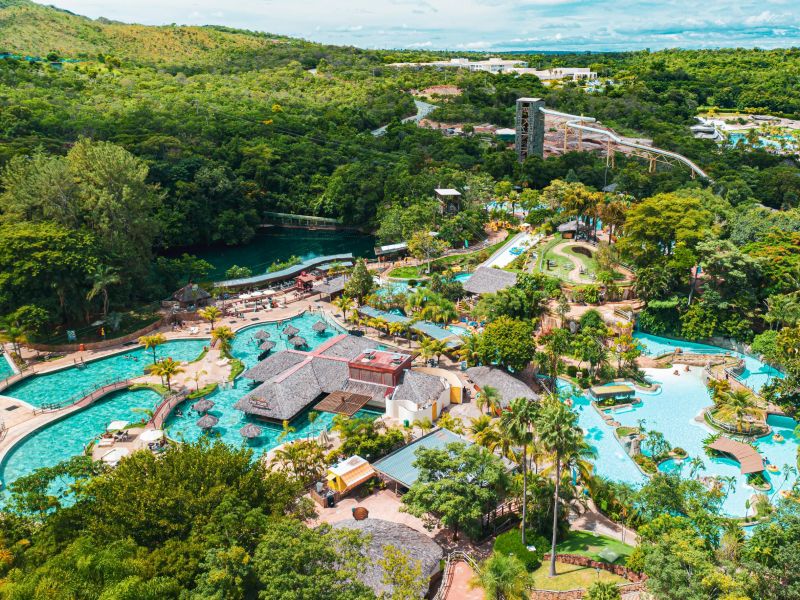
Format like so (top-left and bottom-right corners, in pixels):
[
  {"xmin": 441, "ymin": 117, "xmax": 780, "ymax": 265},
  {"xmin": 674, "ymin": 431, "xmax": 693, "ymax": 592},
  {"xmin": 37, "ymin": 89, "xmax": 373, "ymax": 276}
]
[{"xmin": 515, "ymin": 97, "xmax": 545, "ymax": 161}]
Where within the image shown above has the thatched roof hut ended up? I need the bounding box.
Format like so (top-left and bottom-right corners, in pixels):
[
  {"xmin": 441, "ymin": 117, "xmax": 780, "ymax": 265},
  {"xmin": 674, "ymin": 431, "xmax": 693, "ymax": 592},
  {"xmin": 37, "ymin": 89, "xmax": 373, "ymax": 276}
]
[
  {"xmin": 462, "ymin": 266, "xmax": 517, "ymax": 296},
  {"xmin": 282, "ymin": 324, "xmax": 300, "ymax": 337},
  {"xmin": 253, "ymin": 330, "xmax": 270, "ymax": 340},
  {"xmin": 259, "ymin": 340, "xmax": 276, "ymax": 352},
  {"xmin": 196, "ymin": 414, "xmax": 219, "ymax": 429},
  {"xmin": 172, "ymin": 283, "xmax": 211, "ymax": 308},
  {"xmin": 192, "ymin": 399, "xmax": 215, "ymax": 413},
  {"xmin": 392, "ymin": 371, "xmax": 446, "ymax": 409},
  {"xmin": 466, "ymin": 366, "xmax": 538, "ymax": 408},
  {"xmin": 312, "ymin": 320, "xmax": 328, "ymax": 333},
  {"xmin": 289, "ymin": 336, "xmax": 308, "ymax": 348},
  {"xmin": 240, "ymin": 423, "xmax": 262, "ymax": 439},
  {"xmin": 331, "ymin": 519, "xmax": 443, "ymax": 598}
]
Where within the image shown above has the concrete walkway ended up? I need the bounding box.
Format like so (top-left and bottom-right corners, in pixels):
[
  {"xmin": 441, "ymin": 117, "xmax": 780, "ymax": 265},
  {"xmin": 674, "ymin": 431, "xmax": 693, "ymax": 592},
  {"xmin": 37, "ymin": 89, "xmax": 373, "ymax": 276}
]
[
  {"xmin": 570, "ymin": 500, "xmax": 639, "ymax": 546},
  {"xmin": 444, "ymin": 561, "xmax": 483, "ymax": 600}
]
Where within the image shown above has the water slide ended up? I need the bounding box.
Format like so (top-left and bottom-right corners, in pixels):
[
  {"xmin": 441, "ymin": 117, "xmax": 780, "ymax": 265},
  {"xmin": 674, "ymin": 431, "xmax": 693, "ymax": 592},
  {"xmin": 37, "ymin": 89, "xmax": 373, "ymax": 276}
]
[{"xmin": 540, "ymin": 108, "xmax": 710, "ymax": 180}]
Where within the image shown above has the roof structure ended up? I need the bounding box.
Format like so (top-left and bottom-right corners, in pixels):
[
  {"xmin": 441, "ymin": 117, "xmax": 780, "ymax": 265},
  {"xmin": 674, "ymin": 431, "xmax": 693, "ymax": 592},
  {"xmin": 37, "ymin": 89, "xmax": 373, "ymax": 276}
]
[
  {"xmin": 373, "ymin": 428, "xmax": 472, "ymax": 488},
  {"xmin": 315, "ymin": 390, "xmax": 373, "ymax": 416},
  {"xmin": 466, "ymin": 366, "xmax": 538, "ymax": 408},
  {"xmin": 243, "ymin": 351, "xmax": 307, "ymax": 382},
  {"xmin": 708, "ymin": 437, "xmax": 765, "ymax": 474},
  {"xmin": 282, "ymin": 325, "xmax": 300, "ymax": 337},
  {"xmin": 392, "ymin": 371, "xmax": 446, "ymax": 409},
  {"xmin": 557, "ymin": 219, "xmax": 582, "ymax": 233},
  {"xmin": 411, "ymin": 321, "xmax": 463, "ymax": 349},
  {"xmin": 327, "ymin": 455, "xmax": 375, "ymax": 490},
  {"xmin": 358, "ymin": 306, "xmax": 411, "ymax": 324},
  {"xmin": 315, "ymin": 334, "xmax": 377, "ymax": 360},
  {"xmin": 462, "ymin": 266, "xmax": 517, "ymax": 295},
  {"xmin": 314, "ymin": 276, "xmax": 347, "ymax": 296},
  {"xmin": 213, "ymin": 253, "xmax": 354, "ymax": 289},
  {"xmin": 434, "ymin": 188, "xmax": 461, "ymax": 196},
  {"xmin": 173, "ymin": 283, "xmax": 211, "ymax": 304},
  {"xmin": 196, "ymin": 414, "xmax": 218, "ymax": 429},
  {"xmin": 331, "ymin": 519, "xmax": 442, "ymax": 598},
  {"xmin": 589, "ymin": 384, "xmax": 635, "ymax": 399}
]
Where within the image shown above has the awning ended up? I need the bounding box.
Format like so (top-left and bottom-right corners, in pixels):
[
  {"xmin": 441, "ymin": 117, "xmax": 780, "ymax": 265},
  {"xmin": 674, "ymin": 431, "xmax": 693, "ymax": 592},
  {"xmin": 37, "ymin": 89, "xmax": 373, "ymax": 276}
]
[
  {"xmin": 139, "ymin": 429, "xmax": 164, "ymax": 442},
  {"xmin": 107, "ymin": 420, "xmax": 129, "ymax": 432}
]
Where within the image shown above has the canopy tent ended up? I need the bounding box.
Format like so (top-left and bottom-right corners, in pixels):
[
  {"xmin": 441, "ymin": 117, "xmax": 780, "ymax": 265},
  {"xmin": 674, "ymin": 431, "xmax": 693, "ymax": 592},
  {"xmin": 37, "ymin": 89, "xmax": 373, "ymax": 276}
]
[
  {"xmin": 240, "ymin": 423, "xmax": 263, "ymax": 439},
  {"xmin": 101, "ymin": 447, "xmax": 130, "ymax": 465},
  {"xmin": 196, "ymin": 414, "xmax": 219, "ymax": 429},
  {"xmin": 107, "ymin": 420, "xmax": 129, "ymax": 432},
  {"xmin": 289, "ymin": 336, "xmax": 308, "ymax": 348},
  {"xmin": 139, "ymin": 429, "xmax": 164, "ymax": 442},
  {"xmin": 192, "ymin": 399, "xmax": 215, "ymax": 413},
  {"xmin": 282, "ymin": 325, "xmax": 300, "ymax": 337}
]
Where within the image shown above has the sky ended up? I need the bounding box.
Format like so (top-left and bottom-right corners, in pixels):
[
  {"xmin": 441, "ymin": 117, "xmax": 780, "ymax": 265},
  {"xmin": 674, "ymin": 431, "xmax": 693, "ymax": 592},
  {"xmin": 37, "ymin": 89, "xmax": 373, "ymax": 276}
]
[{"xmin": 37, "ymin": 0, "xmax": 800, "ymax": 51}]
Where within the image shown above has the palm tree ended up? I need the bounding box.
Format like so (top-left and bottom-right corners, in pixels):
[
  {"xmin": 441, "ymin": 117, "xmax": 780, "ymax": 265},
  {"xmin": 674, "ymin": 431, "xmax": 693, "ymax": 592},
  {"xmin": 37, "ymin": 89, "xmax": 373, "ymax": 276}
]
[
  {"xmin": 469, "ymin": 415, "xmax": 501, "ymax": 449},
  {"xmin": 536, "ymin": 394, "xmax": 584, "ymax": 577},
  {"xmin": 436, "ymin": 412, "xmax": 464, "ymax": 434},
  {"xmin": 188, "ymin": 369, "xmax": 207, "ymax": 393},
  {"xmin": 147, "ymin": 358, "xmax": 185, "ymax": 391},
  {"xmin": 86, "ymin": 265, "xmax": 120, "ymax": 318},
  {"xmin": 0, "ymin": 322, "xmax": 28, "ymax": 357},
  {"xmin": 500, "ymin": 397, "xmax": 539, "ymax": 545},
  {"xmin": 457, "ymin": 334, "xmax": 481, "ymax": 367},
  {"xmin": 470, "ymin": 552, "xmax": 532, "ymax": 600},
  {"xmin": 139, "ymin": 333, "xmax": 167, "ymax": 364},
  {"xmin": 412, "ymin": 417, "xmax": 433, "ymax": 435},
  {"xmin": 199, "ymin": 306, "xmax": 221, "ymax": 330},
  {"xmin": 716, "ymin": 389, "xmax": 760, "ymax": 432},
  {"xmin": 332, "ymin": 295, "xmax": 355, "ymax": 322},
  {"xmin": 426, "ymin": 338, "xmax": 449, "ymax": 365},
  {"xmin": 211, "ymin": 325, "xmax": 235, "ymax": 354},
  {"xmin": 688, "ymin": 457, "xmax": 706, "ymax": 479},
  {"xmin": 387, "ymin": 321, "xmax": 407, "ymax": 344},
  {"xmin": 481, "ymin": 385, "xmax": 503, "ymax": 416}
]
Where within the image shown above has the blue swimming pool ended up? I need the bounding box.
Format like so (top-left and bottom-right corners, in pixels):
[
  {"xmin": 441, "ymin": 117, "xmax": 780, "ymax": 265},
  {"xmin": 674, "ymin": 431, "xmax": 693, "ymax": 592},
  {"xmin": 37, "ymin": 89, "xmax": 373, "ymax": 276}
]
[
  {"xmin": 634, "ymin": 332, "xmax": 783, "ymax": 393},
  {"xmin": 564, "ymin": 365, "xmax": 799, "ymax": 517},
  {"xmin": 0, "ymin": 353, "xmax": 14, "ymax": 380},
  {"xmin": 4, "ymin": 339, "xmax": 209, "ymax": 408},
  {"xmin": 1, "ymin": 388, "xmax": 163, "ymax": 488},
  {"xmin": 0, "ymin": 313, "xmax": 357, "ymax": 489}
]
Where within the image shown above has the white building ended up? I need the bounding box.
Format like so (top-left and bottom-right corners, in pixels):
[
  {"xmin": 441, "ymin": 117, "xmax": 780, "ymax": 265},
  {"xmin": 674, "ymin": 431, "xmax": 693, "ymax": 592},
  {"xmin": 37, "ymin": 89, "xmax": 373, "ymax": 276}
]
[
  {"xmin": 511, "ymin": 67, "xmax": 597, "ymax": 81},
  {"xmin": 388, "ymin": 57, "xmax": 527, "ymax": 73}
]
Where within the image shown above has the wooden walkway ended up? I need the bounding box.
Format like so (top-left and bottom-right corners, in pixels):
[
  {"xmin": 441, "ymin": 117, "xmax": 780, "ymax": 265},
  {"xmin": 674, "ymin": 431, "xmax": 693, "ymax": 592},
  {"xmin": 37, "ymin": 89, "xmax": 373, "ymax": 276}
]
[{"xmin": 149, "ymin": 390, "xmax": 188, "ymax": 429}]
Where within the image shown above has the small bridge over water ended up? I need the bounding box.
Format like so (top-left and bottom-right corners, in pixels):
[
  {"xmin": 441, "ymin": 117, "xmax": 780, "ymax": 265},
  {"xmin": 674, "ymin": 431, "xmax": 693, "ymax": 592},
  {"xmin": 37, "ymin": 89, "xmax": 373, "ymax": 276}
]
[{"xmin": 262, "ymin": 212, "xmax": 341, "ymax": 230}]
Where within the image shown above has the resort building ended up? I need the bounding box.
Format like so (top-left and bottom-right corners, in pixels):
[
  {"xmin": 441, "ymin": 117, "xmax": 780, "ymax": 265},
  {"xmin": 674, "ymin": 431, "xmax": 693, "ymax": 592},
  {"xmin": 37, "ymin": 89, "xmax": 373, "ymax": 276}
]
[
  {"xmin": 466, "ymin": 365, "xmax": 538, "ymax": 409},
  {"xmin": 510, "ymin": 66, "xmax": 597, "ymax": 81},
  {"xmin": 387, "ymin": 57, "xmax": 527, "ymax": 73},
  {"xmin": 325, "ymin": 455, "xmax": 376, "ymax": 494},
  {"xmin": 435, "ymin": 188, "xmax": 462, "ymax": 214},
  {"xmin": 234, "ymin": 334, "xmax": 452, "ymax": 424},
  {"xmin": 171, "ymin": 283, "xmax": 211, "ymax": 309},
  {"xmin": 331, "ymin": 518, "xmax": 443, "ymax": 598},
  {"xmin": 462, "ymin": 266, "xmax": 518, "ymax": 296},
  {"xmin": 373, "ymin": 428, "xmax": 473, "ymax": 491}
]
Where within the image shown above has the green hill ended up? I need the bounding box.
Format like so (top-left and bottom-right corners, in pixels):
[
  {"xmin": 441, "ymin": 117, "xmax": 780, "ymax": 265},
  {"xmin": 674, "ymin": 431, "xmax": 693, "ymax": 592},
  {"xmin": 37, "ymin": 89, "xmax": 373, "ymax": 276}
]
[{"xmin": 0, "ymin": 0, "xmax": 288, "ymax": 67}]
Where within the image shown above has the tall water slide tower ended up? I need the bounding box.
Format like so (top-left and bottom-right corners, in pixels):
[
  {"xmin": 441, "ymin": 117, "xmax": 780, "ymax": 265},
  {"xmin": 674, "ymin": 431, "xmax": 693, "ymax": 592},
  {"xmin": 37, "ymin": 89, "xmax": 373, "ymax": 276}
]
[{"xmin": 515, "ymin": 97, "xmax": 545, "ymax": 161}]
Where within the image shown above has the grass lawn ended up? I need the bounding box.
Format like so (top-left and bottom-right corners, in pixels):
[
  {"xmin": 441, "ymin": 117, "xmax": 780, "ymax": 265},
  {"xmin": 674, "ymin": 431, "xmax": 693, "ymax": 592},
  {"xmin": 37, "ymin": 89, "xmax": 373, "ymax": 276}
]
[
  {"xmin": 386, "ymin": 237, "xmax": 509, "ymax": 279},
  {"xmin": 531, "ymin": 561, "xmax": 624, "ymax": 591},
  {"xmin": 556, "ymin": 531, "xmax": 634, "ymax": 564}
]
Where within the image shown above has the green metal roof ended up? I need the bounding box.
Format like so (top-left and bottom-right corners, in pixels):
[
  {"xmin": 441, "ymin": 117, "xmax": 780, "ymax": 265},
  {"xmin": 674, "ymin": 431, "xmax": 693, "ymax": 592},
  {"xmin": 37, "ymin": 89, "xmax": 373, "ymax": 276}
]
[{"xmin": 373, "ymin": 428, "xmax": 472, "ymax": 488}]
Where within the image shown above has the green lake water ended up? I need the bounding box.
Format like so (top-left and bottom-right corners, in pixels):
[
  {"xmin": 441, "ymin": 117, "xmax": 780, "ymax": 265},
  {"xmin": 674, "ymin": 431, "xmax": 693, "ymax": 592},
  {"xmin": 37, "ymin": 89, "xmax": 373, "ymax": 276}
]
[{"xmin": 190, "ymin": 227, "xmax": 376, "ymax": 280}]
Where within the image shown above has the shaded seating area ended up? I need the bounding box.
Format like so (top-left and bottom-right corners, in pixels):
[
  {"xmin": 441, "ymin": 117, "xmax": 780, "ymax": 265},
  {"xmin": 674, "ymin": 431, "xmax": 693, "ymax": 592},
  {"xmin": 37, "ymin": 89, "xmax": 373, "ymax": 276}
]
[
  {"xmin": 589, "ymin": 384, "xmax": 636, "ymax": 401},
  {"xmin": 326, "ymin": 455, "xmax": 376, "ymax": 494},
  {"xmin": 315, "ymin": 390, "xmax": 373, "ymax": 416},
  {"xmin": 708, "ymin": 437, "xmax": 765, "ymax": 474},
  {"xmin": 466, "ymin": 366, "xmax": 538, "ymax": 409},
  {"xmin": 356, "ymin": 306, "xmax": 463, "ymax": 349},
  {"xmin": 462, "ymin": 266, "xmax": 517, "ymax": 296}
]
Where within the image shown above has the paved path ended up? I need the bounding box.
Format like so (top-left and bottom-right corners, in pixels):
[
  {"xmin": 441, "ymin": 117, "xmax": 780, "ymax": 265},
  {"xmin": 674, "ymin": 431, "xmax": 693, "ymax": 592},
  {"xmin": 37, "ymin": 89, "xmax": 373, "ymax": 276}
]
[
  {"xmin": 444, "ymin": 561, "xmax": 483, "ymax": 600},
  {"xmin": 570, "ymin": 500, "xmax": 639, "ymax": 546},
  {"xmin": 549, "ymin": 241, "xmax": 595, "ymax": 283}
]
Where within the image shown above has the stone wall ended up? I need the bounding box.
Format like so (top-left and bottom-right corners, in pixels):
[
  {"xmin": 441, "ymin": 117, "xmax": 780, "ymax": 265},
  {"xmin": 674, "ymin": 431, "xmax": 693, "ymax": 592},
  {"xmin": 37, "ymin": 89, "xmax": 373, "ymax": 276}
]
[
  {"xmin": 530, "ymin": 554, "xmax": 647, "ymax": 599},
  {"xmin": 27, "ymin": 318, "xmax": 165, "ymax": 353}
]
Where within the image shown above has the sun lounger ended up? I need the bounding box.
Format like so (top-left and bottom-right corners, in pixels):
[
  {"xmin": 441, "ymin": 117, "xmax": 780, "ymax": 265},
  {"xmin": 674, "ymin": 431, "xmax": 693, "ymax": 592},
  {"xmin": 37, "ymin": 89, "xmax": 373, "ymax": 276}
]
[
  {"xmin": 97, "ymin": 437, "xmax": 114, "ymax": 447},
  {"xmin": 189, "ymin": 326, "xmax": 199, "ymax": 335}
]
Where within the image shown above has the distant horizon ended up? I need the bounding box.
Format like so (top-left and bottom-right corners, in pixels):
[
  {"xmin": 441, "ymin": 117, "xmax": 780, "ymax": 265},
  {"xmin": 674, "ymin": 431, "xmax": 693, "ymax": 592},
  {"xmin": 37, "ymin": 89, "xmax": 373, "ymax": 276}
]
[{"xmin": 32, "ymin": 0, "xmax": 800, "ymax": 52}]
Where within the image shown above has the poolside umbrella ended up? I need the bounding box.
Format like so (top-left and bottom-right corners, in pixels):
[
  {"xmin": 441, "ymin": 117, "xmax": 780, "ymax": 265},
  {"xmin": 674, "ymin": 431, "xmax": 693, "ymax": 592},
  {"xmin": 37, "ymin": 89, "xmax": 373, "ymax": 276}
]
[
  {"xmin": 259, "ymin": 340, "xmax": 276, "ymax": 352},
  {"xmin": 240, "ymin": 423, "xmax": 262, "ymax": 439},
  {"xmin": 282, "ymin": 324, "xmax": 299, "ymax": 337},
  {"xmin": 312, "ymin": 320, "xmax": 328, "ymax": 334},
  {"xmin": 196, "ymin": 414, "xmax": 219, "ymax": 430},
  {"xmin": 289, "ymin": 336, "xmax": 308, "ymax": 348},
  {"xmin": 107, "ymin": 420, "xmax": 129, "ymax": 432},
  {"xmin": 192, "ymin": 399, "xmax": 215, "ymax": 413},
  {"xmin": 101, "ymin": 447, "xmax": 129, "ymax": 465},
  {"xmin": 140, "ymin": 429, "xmax": 164, "ymax": 442},
  {"xmin": 597, "ymin": 548, "xmax": 620, "ymax": 564},
  {"xmin": 253, "ymin": 330, "xmax": 270, "ymax": 340}
]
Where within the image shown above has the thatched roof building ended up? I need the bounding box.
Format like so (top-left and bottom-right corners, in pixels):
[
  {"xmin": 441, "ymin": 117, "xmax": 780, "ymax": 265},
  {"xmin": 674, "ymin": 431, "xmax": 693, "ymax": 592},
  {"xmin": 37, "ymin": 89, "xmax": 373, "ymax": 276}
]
[
  {"xmin": 462, "ymin": 266, "xmax": 517, "ymax": 296},
  {"xmin": 312, "ymin": 320, "xmax": 328, "ymax": 333},
  {"xmin": 331, "ymin": 519, "xmax": 443, "ymax": 598},
  {"xmin": 192, "ymin": 399, "xmax": 214, "ymax": 413},
  {"xmin": 240, "ymin": 423, "xmax": 262, "ymax": 439},
  {"xmin": 466, "ymin": 366, "xmax": 538, "ymax": 408},
  {"xmin": 259, "ymin": 340, "xmax": 276, "ymax": 352},
  {"xmin": 391, "ymin": 370, "xmax": 446, "ymax": 410},
  {"xmin": 172, "ymin": 283, "xmax": 211, "ymax": 308},
  {"xmin": 196, "ymin": 414, "xmax": 218, "ymax": 429},
  {"xmin": 253, "ymin": 330, "xmax": 270, "ymax": 340},
  {"xmin": 282, "ymin": 324, "xmax": 300, "ymax": 337},
  {"xmin": 289, "ymin": 336, "xmax": 308, "ymax": 348}
]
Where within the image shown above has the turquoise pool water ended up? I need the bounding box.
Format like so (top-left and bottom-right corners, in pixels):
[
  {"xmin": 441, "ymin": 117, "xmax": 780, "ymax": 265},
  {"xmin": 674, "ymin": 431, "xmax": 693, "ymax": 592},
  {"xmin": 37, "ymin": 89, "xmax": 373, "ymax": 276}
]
[
  {"xmin": 447, "ymin": 325, "xmax": 471, "ymax": 338},
  {"xmin": 4, "ymin": 339, "xmax": 209, "ymax": 408},
  {"xmin": 0, "ymin": 313, "xmax": 361, "ymax": 489},
  {"xmin": 564, "ymin": 366, "xmax": 799, "ymax": 517},
  {"xmin": 2, "ymin": 388, "xmax": 163, "ymax": 487},
  {"xmin": 634, "ymin": 332, "xmax": 783, "ymax": 393},
  {"xmin": 0, "ymin": 353, "xmax": 14, "ymax": 380}
]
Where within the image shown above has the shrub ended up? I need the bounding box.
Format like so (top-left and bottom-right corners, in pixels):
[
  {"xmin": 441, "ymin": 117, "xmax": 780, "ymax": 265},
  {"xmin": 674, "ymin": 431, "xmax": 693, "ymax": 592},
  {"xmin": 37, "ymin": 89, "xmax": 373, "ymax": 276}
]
[
  {"xmin": 586, "ymin": 580, "xmax": 622, "ymax": 600},
  {"xmin": 566, "ymin": 365, "xmax": 578, "ymax": 377},
  {"xmin": 633, "ymin": 453, "xmax": 658, "ymax": 475},
  {"xmin": 672, "ymin": 447, "xmax": 687, "ymax": 458},
  {"xmin": 493, "ymin": 529, "xmax": 548, "ymax": 571}
]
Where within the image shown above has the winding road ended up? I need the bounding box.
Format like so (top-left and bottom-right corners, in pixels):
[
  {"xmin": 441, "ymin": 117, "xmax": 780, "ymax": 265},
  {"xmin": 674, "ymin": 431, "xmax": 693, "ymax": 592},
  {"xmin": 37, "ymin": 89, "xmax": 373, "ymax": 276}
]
[{"xmin": 371, "ymin": 99, "xmax": 437, "ymax": 136}]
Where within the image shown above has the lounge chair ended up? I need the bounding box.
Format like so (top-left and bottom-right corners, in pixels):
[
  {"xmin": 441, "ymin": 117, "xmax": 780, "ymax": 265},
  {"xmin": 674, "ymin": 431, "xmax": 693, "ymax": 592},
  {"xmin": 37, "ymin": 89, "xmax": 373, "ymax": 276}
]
[
  {"xmin": 189, "ymin": 326, "xmax": 199, "ymax": 335},
  {"xmin": 97, "ymin": 437, "xmax": 114, "ymax": 447}
]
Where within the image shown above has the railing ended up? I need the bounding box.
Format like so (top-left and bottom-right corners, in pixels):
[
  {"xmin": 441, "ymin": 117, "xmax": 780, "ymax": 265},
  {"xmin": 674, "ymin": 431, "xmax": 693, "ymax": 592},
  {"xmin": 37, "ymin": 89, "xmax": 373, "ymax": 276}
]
[
  {"xmin": 33, "ymin": 378, "xmax": 131, "ymax": 414},
  {"xmin": 432, "ymin": 550, "xmax": 479, "ymax": 600},
  {"xmin": 149, "ymin": 389, "xmax": 189, "ymax": 429}
]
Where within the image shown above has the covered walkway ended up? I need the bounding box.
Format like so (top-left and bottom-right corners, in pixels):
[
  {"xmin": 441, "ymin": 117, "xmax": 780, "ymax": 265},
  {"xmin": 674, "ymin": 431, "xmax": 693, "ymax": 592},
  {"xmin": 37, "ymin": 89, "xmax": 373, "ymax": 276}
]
[{"xmin": 708, "ymin": 437, "xmax": 765, "ymax": 474}]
